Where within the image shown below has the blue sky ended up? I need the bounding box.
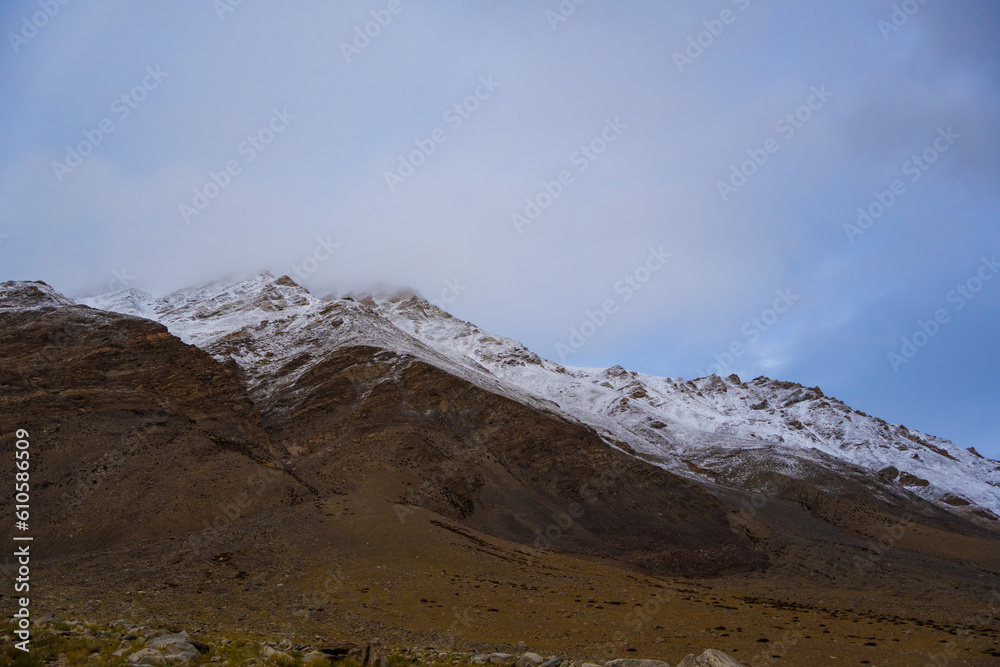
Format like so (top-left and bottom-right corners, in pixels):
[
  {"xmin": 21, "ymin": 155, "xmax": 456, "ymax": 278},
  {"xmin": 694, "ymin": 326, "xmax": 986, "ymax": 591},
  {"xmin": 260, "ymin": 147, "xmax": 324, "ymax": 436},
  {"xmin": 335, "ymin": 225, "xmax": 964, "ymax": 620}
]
[{"xmin": 1, "ymin": 1, "xmax": 998, "ymax": 456}]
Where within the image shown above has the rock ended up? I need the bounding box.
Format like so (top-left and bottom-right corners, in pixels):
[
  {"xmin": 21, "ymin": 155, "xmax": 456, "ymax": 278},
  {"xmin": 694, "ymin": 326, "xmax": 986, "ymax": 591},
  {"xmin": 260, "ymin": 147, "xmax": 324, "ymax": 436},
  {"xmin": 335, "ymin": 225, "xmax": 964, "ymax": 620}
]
[
  {"xmin": 33, "ymin": 613, "xmax": 54, "ymax": 627},
  {"xmin": 540, "ymin": 660, "xmax": 562, "ymax": 667},
  {"xmin": 147, "ymin": 632, "xmax": 190, "ymax": 649},
  {"xmin": 582, "ymin": 663, "xmax": 603, "ymax": 667},
  {"xmin": 675, "ymin": 650, "xmax": 740, "ymax": 667},
  {"xmin": 188, "ymin": 640, "xmax": 211, "ymax": 654},
  {"xmin": 163, "ymin": 643, "xmax": 198, "ymax": 656},
  {"xmin": 518, "ymin": 653, "xmax": 544, "ymax": 667},
  {"xmin": 605, "ymin": 660, "xmax": 670, "ymax": 667},
  {"xmin": 262, "ymin": 646, "xmax": 290, "ymax": 660},
  {"xmin": 130, "ymin": 648, "xmax": 166, "ymax": 665},
  {"xmin": 488, "ymin": 654, "xmax": 516, "ymax": 665},
  {"xmin": 165, "ymin": 652, "xmax": 200, "ymax": 662},
  {"xmin": 898, "ymin": 472, "xmax": 930, "ymax": 487},
  {"xmin": 319, "ymin": 643, "xmax": 355, "ymax": 656},
  {"xmin": 347, "ymin": 638, "xmax": 388, "ymax": 667},
  {"xmin": 877, "ymin": 466, "xmax": 900, "ymax": 483},
  {"xmin": 303, "ymin": 651, "xmax": 331, "ymax": 664},
  {"xmin": 472, "ymin": 654, "xmax": 492, "ymax": 664}
]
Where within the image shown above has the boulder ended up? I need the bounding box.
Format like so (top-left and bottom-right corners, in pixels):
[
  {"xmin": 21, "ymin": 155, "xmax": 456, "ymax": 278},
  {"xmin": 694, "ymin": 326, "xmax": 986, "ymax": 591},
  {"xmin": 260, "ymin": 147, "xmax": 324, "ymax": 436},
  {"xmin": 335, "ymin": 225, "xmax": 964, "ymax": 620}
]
[
  {"xmin": 540, "ymin": 660, "xmax": 562, "ymax": 667},
  {"xmin": 605, "ymin": 660, "xmax": 670, "ymax": 667},
  {"xmin": 262, "ymin": 645, "xmax": 290, "ymax": 661},
  {"xmin": 162, "ymin": 642, "xmax": 198, "ymax": 656},
  {"xmin": 488, "ymin": 654, "xmax": 516, "ymax": 665},
  {"xmin": 33, "ymin": 613, "xmax": 54, "ymax": 627},
  {"xmin": 675, "ymin": 650, "xmax": 740, "ymax": 667},
  {"xmin": 188, "ymin": 640, "xmax": 211, "ymax": 654},
  {"xmin": 517, "ymin": 653, "xmax": 544, "ymax": 667},
  {"xmin": 304, "ymin": 650, "xmax": 331, "ymax": 664},
  {"xmin": 347, "ymin": 638, "xmax": 388, "ymax": 667},
  {"xmin": 129, "ymin": 648, "xmax": 165, "ymax": 665},
  {"xmin": 319, "ymin": 643, "xmax": 356, "ymax": 656},
  {"xmin": 165, "ymin": 652, "xmax": 200, "ymax": 662},
  {"xmin": 147, "ymin": 632, "xmax": 190, "ymax": 649}
]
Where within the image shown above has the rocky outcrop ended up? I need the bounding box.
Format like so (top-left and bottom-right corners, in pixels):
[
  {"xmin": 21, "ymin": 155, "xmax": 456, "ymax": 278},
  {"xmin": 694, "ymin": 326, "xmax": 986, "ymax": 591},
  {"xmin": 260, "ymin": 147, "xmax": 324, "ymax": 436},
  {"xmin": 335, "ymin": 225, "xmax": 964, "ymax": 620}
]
[
  {"xmin": 675, "ymin": 649, "xmax": 741, "ymax": 666},
  {"xmin": 606, "ymin": 659, "xmax": 670, "ymax": 667},
  {"xmin": 266, "ymin": 345, "xmax": 767, "ymax": 576},
  {"xmin": 347, "ymin": 638, "xmax": 388, "ymax": 667},
  {"xmin": 0, "ymin": 281, "xmax": 307, "ymax": 555}
]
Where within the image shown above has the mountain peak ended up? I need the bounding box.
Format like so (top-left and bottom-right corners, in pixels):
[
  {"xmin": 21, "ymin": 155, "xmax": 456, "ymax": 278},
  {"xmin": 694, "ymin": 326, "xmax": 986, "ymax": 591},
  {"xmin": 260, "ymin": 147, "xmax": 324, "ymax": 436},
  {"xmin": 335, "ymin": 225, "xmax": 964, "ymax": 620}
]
[
  {"xmin": 69, "ymin": 272, "xmax": 1000, "ymax": 525},
  {"xmin": 0, "ymin": 280, "xmax": 76, "ymax": 310}
]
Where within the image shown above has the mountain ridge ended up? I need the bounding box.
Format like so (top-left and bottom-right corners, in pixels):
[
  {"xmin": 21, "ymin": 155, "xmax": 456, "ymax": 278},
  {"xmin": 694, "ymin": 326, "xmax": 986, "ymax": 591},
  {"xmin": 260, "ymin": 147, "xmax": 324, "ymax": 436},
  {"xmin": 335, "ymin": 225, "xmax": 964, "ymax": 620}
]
[
  {"xmin": 75, "ymin": 272, "xmax": 999, "ymax": 527},
  {"xmin": 5, "ymin": 274, "xmax": 1000, "ymax": 665}
]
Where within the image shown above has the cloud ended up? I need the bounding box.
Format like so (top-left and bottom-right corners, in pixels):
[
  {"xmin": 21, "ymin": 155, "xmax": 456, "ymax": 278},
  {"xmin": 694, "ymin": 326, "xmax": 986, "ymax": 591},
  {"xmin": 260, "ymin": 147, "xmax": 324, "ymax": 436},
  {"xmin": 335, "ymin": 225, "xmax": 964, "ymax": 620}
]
[{"xmin": 1, "ymin": 0, "xmax": 998, "ymax": 452}]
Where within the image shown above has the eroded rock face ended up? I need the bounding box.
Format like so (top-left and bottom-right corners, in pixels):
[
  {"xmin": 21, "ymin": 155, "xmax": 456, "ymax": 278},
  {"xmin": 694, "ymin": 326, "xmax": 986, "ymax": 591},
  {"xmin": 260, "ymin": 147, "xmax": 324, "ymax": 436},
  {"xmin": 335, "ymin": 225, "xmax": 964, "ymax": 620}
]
[
  {"xmin": 0, "ymin": 282, "xmax": 307, "ymax": 555},
  {"xmin": 265, "ymin": 345, "xmax": 767, "ymax": 576},
  {"xmin": 899, "ymin": 472, "xmax": 931, "ymax": 487}
]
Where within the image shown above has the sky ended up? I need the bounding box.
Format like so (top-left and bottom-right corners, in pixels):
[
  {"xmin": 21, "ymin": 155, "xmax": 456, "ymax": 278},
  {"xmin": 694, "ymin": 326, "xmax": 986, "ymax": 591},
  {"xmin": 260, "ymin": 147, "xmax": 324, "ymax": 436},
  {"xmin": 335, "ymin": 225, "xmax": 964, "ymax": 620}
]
[{"xmin": 1, "ymin": 1, "xmax": 998, "ymax": 457}]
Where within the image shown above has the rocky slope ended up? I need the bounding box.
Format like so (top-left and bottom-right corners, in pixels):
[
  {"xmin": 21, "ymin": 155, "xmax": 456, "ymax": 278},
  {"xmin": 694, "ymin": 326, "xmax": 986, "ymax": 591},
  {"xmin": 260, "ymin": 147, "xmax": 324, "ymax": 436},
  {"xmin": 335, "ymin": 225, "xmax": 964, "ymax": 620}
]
[
  {"xmin": 81, "ymin": 273, "xmax": 998, "ymax": 525},
  {"xmin": 78, "ymin": 275, "xmax": 766, "ymax": 576},
  {"xmin": 364, "ymin": 290, "xmax": 1000, "ymax": 526},
  {"xmin": 0, "ymin": 280, "xmax": 307, "ymax": 555},
  {"xmin": 3, "ymin": 274, "xmax": 1000, "ymax": 666}
]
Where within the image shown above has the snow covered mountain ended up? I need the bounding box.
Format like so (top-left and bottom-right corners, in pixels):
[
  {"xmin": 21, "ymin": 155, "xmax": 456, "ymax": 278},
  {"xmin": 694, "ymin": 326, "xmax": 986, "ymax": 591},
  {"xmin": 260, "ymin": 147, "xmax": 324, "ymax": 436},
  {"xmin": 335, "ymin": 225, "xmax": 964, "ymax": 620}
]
[{"xmin": 80, "ymin": 272, "xmax": 1000, "ymax": 525}]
